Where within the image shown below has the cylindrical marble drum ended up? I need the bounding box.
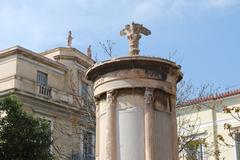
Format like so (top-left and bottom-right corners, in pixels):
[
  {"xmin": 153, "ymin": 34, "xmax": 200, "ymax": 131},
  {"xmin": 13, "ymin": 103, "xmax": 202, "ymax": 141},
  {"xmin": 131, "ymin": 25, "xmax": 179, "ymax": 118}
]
[{"xmin": 86, "ymin": 56, "xmax": 182, "ymax": 160}]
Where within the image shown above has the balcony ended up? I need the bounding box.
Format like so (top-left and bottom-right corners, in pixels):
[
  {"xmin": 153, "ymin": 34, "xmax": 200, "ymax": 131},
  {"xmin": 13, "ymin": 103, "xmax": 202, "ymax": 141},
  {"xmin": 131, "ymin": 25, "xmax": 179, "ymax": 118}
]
[
  {"xmin": 14, "ymin": 76, "xmax": 74, "ymax": 104},
  {"xmin": 38, "ymin": 84, "xmax": 52, "ymax": 97}
]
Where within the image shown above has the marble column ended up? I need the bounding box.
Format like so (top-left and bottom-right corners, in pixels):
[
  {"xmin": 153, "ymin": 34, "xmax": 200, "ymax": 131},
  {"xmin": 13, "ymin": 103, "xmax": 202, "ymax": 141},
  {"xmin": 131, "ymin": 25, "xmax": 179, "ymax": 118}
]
[
  {"xmin": 105, "ymin": 90, "xmax": 117, "ymax": 160},
  {"xmin": 144, "ymin": 88, "xmax": 155, "ymax": 160},
  {"xmin": 170, "ymin": 95, "xmax": 179, "ymax": 160}
]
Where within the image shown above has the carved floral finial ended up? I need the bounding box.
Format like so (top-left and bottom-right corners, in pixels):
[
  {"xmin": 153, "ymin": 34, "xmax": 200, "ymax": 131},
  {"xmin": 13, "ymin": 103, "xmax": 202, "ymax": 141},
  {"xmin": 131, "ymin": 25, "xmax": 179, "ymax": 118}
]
[
  {"xmin": 120, "ymin": 22, "xmax": 151, "ymax": 56},
  {"xmin": 67, "ymin": 31, "xmax": 73, "ymax": 48}
]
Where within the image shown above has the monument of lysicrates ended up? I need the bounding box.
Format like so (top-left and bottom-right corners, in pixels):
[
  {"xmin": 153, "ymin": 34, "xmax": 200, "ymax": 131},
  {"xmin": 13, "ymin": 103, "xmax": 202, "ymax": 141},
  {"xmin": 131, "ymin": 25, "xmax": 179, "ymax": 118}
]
[{"xmin": 86, "ymin": 22, "xmax": 183, "ymax": 160}]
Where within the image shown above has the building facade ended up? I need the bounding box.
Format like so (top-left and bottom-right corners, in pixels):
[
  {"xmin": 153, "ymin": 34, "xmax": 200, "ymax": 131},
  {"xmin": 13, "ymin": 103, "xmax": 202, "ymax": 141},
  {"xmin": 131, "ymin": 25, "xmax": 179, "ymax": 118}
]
[
  {"xmin": 177, "ymin": 90, "xmax": 240, "ymax": 160},
  {"xmin": 0, "ymin": 45, "xmax": 95, "ymax": 159}
]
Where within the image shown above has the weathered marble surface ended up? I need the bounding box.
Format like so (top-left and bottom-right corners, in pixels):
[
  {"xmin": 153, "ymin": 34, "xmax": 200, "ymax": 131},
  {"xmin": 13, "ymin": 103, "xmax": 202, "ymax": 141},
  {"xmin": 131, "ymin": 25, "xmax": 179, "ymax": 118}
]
[{"xmin": 87, "ymin": 55, "xmax": 182, "ymax": 160}]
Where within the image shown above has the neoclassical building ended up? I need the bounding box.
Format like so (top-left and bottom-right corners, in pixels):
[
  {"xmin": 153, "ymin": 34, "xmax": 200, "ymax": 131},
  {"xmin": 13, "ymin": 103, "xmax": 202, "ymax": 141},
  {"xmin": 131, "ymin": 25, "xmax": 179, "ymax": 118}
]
[
  {"xmin": 177, "ymin": 89, "xmax": 240, "ymax": 160},
  {"xmin": 0, "ymin": 44, "xmax": 95, "ymax": 159}
]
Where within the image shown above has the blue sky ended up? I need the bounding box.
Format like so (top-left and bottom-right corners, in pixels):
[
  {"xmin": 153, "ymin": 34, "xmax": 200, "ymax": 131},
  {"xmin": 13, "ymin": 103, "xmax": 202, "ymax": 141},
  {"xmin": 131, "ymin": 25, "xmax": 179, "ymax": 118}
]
[{"xmin": 0, "ymin": 0, "xmax": 240, "ymax": 90}]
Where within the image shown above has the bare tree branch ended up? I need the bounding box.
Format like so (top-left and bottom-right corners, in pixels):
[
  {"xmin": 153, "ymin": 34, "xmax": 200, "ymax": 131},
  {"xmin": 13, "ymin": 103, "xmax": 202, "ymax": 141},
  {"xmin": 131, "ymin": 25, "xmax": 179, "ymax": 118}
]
[
  {"xmin": 99, "ymin": 40, "xmax": 115, "ymax": 58},
  {"xmin": 177, "ymin": 80, "xmax": 224, "ymax": 159}
]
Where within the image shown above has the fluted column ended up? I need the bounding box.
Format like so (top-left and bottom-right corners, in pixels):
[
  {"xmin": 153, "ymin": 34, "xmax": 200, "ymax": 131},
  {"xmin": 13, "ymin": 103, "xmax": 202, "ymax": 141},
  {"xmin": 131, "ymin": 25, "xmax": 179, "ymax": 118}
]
[
  {"xmin": 144, "ymin": 88, "xmax": 155, "ymax": 160},
  {"xmin": 105, "ymin": 90, "xmax": 117, "ymax": 160}
]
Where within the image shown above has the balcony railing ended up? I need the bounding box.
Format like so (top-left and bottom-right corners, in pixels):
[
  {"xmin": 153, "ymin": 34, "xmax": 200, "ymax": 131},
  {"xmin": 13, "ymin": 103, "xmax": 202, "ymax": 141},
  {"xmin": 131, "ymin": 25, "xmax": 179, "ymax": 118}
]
[{"xmin": 38, "ymin": 85, "xmax": 52, "ymax": 97}]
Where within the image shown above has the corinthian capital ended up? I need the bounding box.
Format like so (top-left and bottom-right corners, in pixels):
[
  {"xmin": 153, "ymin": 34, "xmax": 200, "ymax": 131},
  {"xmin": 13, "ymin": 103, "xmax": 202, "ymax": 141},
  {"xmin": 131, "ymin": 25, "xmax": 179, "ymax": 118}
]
[
  {"xmin": 106, "ymin": 90, "xmax": 117, "ymax": 105},
  {"xmin": 144, "ymin": 88, "xmax": 154, "ymax": 104}
]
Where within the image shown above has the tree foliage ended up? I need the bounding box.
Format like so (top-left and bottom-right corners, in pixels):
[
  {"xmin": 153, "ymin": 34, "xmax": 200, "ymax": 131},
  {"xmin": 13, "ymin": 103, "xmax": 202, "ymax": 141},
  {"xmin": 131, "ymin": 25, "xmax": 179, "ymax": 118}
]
[
  {"xmin": 217, "ymin": 106, "xmax": 240, "ymax": 146},
  {"xmin": 0, "ymin": 95, "xmax": 53, "ymax": 160}
]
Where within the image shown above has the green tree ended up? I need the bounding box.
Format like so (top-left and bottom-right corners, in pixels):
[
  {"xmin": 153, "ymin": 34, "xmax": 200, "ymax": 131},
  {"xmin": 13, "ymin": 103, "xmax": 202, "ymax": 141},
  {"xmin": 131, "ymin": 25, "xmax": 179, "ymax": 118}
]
[{"xmin": 0, "ymin": 95, "xmax": 53, "ymax": 160}]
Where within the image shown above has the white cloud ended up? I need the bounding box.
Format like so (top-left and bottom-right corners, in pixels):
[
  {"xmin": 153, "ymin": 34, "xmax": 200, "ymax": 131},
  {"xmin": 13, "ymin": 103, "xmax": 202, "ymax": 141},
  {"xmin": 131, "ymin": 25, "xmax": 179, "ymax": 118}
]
[
  {"xmin": 129, "ymin": 0, "xmax": 240, "ymax": 21},
  {"xmin": 0, "ymin": 0, "xmax": 239, "ymax": 52},
  {"xmin": 208, "ymin": 0, "xmax": 240, "ymax": 9}
]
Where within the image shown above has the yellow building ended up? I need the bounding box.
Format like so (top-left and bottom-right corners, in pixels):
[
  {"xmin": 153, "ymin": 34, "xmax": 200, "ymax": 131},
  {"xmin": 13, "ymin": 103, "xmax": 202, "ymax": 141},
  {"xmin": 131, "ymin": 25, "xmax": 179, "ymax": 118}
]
[
  {"xmin": 0, "ymin": 45, "xmax": 95, "ymax": 159},
  {"xmin": 177, "ymin": 90, "xmax": 240, "ymax": 160}
]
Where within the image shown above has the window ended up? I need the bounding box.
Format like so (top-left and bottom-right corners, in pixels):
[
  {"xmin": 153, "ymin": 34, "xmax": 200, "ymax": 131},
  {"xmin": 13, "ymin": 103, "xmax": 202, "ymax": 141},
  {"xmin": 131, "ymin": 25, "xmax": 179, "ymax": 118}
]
[
  {"xmin": 235, "ymin": 133, "xmax": 240, "ymax": 160},
  {"xmin": 40, "ymin": 116, "xmax": 53, "ymax": 153},
  {"xmin": 80, "ymin": 81, "xmax": 88, "ymax": 96},
  {"xmin": 83, "ymin": 132, "xmax": 94, "ymax": 160},
  {"xmin": 37, "ymin": 71, "xmax": 48, "ymax": 86},
  {"xmin": 37, "ymin": 71, "xmax": 51, "ymax": 96},
  {"xmin": 185, "ymin": 139, "xmax": 204, "ymax": 160}
]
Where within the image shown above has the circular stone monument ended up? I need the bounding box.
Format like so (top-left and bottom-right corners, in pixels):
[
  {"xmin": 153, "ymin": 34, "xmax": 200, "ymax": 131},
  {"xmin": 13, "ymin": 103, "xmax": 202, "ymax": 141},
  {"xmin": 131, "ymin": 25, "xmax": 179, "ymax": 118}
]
[{"xmin": 86, "ymin": 23, "xmax": 182, "ymax": 160}]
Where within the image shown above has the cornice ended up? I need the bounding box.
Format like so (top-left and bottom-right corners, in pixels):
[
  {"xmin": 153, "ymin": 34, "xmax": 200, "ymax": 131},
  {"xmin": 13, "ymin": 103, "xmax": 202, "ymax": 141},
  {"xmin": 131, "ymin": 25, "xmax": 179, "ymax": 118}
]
[
  {"xmin": 54, "ymin": 54, "xmax": 93, "ymax": 69},
  {"xmin": 0, "ymin": 46, "xmax": 68, "ymax": 72},
  {"xmin": 40, "ymin": 47, "xmax": 95, "ymax": 64},
  {"xmin": 177, "ymin": 89, "xmax": 240, "ymax": 108}
]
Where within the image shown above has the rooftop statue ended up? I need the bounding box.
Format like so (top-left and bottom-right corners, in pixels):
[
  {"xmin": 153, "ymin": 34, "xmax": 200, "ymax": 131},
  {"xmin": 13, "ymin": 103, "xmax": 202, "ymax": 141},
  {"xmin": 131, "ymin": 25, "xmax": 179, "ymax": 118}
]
[
  {"xmin": 86, "ymin": 45, "xmax": 92, "ymax": 58},
  {"xmin": 67, "ymin": 31, "xmax": 73, "ymax": 48},
  {"xmin": 120, "ymin": 22, "xmax": 151, "ymax": 56}
]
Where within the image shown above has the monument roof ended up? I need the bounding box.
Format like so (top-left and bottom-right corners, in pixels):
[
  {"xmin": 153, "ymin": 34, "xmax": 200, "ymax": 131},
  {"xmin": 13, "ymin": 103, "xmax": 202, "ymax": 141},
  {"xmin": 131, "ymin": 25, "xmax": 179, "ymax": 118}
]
[{"xmin": 86, "ymin": 56, "xmax": 183, "ymax": 82}]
